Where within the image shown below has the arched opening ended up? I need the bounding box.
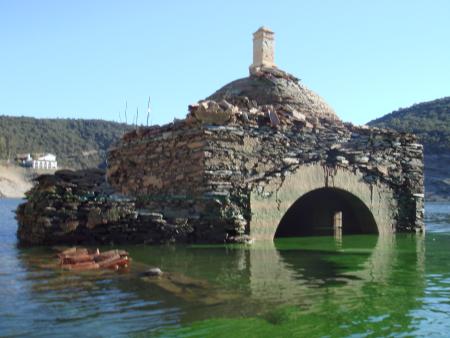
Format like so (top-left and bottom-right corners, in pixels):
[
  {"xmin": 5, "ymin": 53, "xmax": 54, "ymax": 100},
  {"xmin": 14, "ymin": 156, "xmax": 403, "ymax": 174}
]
[{"xmin": 274, "ymin": 187, "xmax": 378, "ymax": 238}]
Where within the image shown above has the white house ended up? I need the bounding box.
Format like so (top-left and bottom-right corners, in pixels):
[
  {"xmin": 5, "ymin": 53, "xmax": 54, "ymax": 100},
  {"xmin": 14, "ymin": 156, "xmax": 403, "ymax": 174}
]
[{"xmin": 23, "ymin": 153, "xmax": 58, "ymax": 169}]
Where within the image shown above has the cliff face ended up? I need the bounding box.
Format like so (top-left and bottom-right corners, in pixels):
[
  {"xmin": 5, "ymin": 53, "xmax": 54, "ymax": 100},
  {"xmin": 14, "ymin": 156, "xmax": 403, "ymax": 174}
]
[{"xmin": 369, "ymin": 97, "xmax": 450, "ymax": 201}]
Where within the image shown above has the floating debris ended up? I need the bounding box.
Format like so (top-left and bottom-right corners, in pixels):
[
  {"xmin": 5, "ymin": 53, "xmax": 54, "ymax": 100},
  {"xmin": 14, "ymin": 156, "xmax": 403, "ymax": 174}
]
[{"xmin": 57, "ymin": 247, "xmax": 130, "ymax": 271}]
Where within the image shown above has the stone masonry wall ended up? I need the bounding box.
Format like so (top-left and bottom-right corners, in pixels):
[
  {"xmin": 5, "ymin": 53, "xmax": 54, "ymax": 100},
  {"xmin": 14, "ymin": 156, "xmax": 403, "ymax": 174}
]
[
  {"xmin": 107, "ymin": 124, "xmax": 207, "ymax": 218},
  {"xmin": 16, "ymin": 169, "xmax": 194, "ymax": 245},
  {"xmin": 17, "ymin": 99, "xmax": 424, "ymax": 245},
  {"xmin": 203, "ymin": 120, "xmax": 424, "ymax": 234},
  {"xmin": 107, "ymin": 100, "xmax": 425, "ymax": 242},
  {"xmin": 107, "ymin": 122, "xmax": 233, "ymax": 241}
]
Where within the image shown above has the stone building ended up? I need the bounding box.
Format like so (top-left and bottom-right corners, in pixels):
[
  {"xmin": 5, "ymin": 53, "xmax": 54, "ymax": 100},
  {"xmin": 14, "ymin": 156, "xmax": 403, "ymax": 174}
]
[
  {"xmin": 16, "ymin": 28, "xmax": 424, "ymax": 245},
  {"xmin": 21, "ymin": 153, "xmax": 58, "ymax": 170},
  {"xmin": 106, "ymin": 27, "xmax": 425, "ymax": 242}
]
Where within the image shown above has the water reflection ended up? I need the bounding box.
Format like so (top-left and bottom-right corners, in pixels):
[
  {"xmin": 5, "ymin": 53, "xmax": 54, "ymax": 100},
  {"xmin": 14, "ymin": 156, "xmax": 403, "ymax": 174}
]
[
  {"xmin": 1, "ymin": 194, "xmax": 440, "ymax": 338},
  {"xmin": 247, "ymin": 234, "xmax": 426, "ymax": 336},
  {"xmin": 11, "ymin": 234, "xmax": 428, "ymax": 336}
]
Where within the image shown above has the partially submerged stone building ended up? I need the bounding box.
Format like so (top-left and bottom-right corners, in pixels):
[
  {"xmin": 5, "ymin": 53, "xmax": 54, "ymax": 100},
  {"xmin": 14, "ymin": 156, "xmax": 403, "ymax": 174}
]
[
  {"xmin": 106, "ymin": 27, "xmax": 424, "ymax": 240},
  {"xmin": 17, "ymin": 28, "xmax": 424, "ymax": 245}
]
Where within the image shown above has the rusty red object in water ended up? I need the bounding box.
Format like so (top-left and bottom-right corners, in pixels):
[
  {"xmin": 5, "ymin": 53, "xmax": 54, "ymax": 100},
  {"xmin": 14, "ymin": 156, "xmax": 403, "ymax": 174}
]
[{"xmin": 58, "ymin": 247, "xmax": 130, "ymax": 271}]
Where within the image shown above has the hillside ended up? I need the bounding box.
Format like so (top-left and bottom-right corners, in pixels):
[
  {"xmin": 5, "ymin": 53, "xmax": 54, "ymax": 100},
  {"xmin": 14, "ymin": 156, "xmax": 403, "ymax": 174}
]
[
  {"xmin": 369, "ymin": 97, "xmax": 450, "ymax": 201},
  {"xmin": 0, "ymin": 116, "xmax": 131, "ymax": 169},
  {"xmin": 0, "ymin": 164, "xmax": 34, "ymax": 198}
]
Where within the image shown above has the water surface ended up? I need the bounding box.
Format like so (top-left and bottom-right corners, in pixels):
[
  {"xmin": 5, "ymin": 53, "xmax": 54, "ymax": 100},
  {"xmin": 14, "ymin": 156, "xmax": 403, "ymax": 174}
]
[{"xmin": 1, "ymin": 199, "xmax": 450, "ymax": 337}]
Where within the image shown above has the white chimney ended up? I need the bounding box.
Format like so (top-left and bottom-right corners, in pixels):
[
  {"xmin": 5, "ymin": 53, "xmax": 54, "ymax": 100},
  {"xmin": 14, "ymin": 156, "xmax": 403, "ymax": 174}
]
[{"xmin": 250, "ymin": 26, "xmax": 275, "ymax": 70}]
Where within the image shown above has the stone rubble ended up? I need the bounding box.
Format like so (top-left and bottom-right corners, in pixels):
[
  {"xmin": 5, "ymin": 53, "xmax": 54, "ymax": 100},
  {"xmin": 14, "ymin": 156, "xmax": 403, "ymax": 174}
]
[{"xmin": 16, "ymin": 169, "xmax": 194, "ymax": 245}]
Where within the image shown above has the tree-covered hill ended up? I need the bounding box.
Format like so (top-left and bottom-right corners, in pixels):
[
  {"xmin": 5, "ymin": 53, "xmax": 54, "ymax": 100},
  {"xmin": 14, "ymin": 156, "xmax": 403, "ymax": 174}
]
[
  {"xmin": 369, "ymin": 97, "xmax": 450, "ymax": 153},
  {"xmin": 369, "ymin": 97, "xmax": 450, "ymax": 201},
  {"xmin": 0, "ymin": 116, "xmax": 131, "ymax": 169}
]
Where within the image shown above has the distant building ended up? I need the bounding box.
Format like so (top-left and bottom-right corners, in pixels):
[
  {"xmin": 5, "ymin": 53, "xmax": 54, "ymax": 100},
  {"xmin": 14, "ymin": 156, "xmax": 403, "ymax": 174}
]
[
  {"xmin": 15, "ymin": 153, "xmax": 31, "ymax": 163},
  {"xmin": 20, "ymin": 153, "xmax": 58, "ymax": 169}
]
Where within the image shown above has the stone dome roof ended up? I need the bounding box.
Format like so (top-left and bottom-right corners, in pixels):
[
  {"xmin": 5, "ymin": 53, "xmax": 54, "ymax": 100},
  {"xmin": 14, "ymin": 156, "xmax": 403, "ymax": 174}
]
[{"xmin": 207, "ymin": 68, "xmax": 339, "ymax": 121}]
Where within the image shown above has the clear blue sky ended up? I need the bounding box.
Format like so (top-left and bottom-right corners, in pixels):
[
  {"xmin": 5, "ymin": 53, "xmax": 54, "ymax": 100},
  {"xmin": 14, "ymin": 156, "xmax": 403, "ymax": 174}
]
[{"xmin": 1, "ymin": 0, "xmax": 449, "ymax": 125}]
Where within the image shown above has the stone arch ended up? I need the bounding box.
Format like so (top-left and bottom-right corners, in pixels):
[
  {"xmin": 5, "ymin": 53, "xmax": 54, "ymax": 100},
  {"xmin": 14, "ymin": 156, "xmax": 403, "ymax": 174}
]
[
  {"xmin": 249, "ymin": 163, "xmax": 396, "ymax": 240},
  {"xmin": 275, "ymin": 187, "xmax": 378, "ymax": 237}
]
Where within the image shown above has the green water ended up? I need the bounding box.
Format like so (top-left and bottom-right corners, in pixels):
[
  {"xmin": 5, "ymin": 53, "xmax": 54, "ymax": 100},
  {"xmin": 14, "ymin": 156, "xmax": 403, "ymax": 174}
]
[{"xmin": 1, "ymin": 200, "xmax": 450, "ymax": 337}]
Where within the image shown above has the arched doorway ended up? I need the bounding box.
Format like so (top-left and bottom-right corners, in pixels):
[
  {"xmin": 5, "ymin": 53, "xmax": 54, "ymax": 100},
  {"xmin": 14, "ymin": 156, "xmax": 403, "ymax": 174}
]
[
  {"xmin": 250, "ymin": 164, "xmax": 395, "ymax": 239},
  {"xmin": 275, "ymin": 187, "xmax": 378, "ymax": 238}
]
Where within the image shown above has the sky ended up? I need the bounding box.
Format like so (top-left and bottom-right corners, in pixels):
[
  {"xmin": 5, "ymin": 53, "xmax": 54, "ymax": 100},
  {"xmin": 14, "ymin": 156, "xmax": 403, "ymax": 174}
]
[{"xmin": 0, "ymin": 0, "xmax": 449, "ymax": 126}]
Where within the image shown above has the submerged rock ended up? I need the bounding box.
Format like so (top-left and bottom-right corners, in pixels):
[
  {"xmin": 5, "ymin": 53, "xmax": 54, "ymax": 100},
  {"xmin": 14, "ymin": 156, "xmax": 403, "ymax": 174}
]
[{"xmin": 142, "ymin": 268, "xmax": 163, "ymax": 277}]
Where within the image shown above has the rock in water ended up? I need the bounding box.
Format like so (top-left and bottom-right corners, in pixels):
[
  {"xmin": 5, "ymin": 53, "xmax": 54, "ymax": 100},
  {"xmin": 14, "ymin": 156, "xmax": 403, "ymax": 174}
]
[{"xmin": 142, "ymin": 268, "xmax": 163, "ymax": 277}]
